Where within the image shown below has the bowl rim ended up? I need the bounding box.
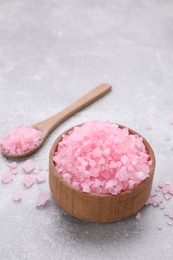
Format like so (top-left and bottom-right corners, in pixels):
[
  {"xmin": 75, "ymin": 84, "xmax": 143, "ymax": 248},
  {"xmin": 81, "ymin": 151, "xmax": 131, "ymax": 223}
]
[{"xmin": 49, "ymin": 122, "xmax": 156, "ymax": 199}]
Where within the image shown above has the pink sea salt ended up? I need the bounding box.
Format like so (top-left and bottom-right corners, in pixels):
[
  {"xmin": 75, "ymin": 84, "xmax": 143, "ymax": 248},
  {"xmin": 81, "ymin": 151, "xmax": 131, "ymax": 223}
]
[
  {"xmin": 168, "ymin": 211, "xmax": 173, "ymax": 219},
  {"xmin": 8, "ymin": 162, "xmax": 17, "ymax": 169},
  {"xmin": 136, "ymin": 212, "xmax": 142, "ymax": 220},
  {"xmin": 12, "ymin": 191, "xmax": 21, "ymax": 202},
  {"xmin": 159, "ymin": 204, "xmax": 165, "ymax": 210},
  {"xmin": 11, "ymin": 168, "xmax": 18, "ymax": 175},
  {"xmin": 157, "ymin": 226, "xmax": 163, "ymax": 230},
  {"xmin": 53, "ymin": 121, "xmax": 151, "ymax": 195},
  {"xmin": 1, "ymin": 172, "xmax": 13, "ymax": 184},
  {"xmin": 23, "ymin": 175, "xmax": 35, "ymax": 188},
  {"xmin": 146, "ymin": 123, "xmax": 153, "ymax": 130},
  {"xmin": 164, "ymin": 194, "xmax": 171, "ymax": 200},
  {"xmin": 36, "ymin": 191, "xmax": 49, "ymax": 207},
  {"xmin": 36, "ymin": 174, "xmax": 46, "ymax": 183},
  {"xmin": 23, "ymin": 159, "xmax": 35, "ymax": 173},
  {"xmin": 0, "ymin": 126, "xmax": 43, "ymax": 155},
  {"xmin": 167, "ymin": 220, "xmax": 173, "ymax": 226},
  {"xmin": 152, "ymin": 196, "xmax": 162, "ymax": 207},
  {"xmin": 34, "ymin": 167, "xmax": 40, "ymax": 174}
]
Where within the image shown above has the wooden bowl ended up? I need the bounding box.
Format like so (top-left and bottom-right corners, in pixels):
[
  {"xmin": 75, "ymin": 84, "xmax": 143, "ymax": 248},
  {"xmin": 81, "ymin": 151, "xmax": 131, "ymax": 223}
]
[{"xmin": 49, "ymin": 124, "xmax": 155, "ymax": 223}]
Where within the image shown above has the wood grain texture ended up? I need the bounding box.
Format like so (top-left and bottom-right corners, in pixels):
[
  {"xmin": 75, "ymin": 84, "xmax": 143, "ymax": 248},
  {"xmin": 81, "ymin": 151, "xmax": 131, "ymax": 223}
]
[{"xmin": 49, "ymin": 124, "xmax": 155, "ymax": 223}]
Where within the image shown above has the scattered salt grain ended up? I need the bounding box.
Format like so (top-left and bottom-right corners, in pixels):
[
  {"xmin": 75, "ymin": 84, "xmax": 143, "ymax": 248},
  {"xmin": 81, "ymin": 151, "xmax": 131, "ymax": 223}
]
[
  {"xmin": 167, "ymin": 220, "xmax": 173, "ymax": 226},
  {"xmin": 23, "ymin": 159, "xmax": 35, "ymax": 173},
  {"xmin": 157, "ymin": 226, "xmax": 163, "ymax": 230},
  {"xmin": 1, "ymin": 172, "xmax": 13, "ymax": 184},
  {"xmin": 145, "ymin": 196, "xmax": 153, "ymax": 206},
  {"xmin": 23, "ymin": 175, "xmax": 34, "ymax": 188},
  {"xmin": 36, "ymin": 191, "xmax": 49, "ymax": 207},
  {"xmin": 168, "ymin": 211, "xmax": 173, "ymax": 219},
  {"xmin": 155, "ymin": 187, "xmax": 161, "ymax": 192},
  {"xmin": 12, "ymin": 191, "xmax": 21, "ymax": 202},
  {"xmin": 164, "ymin": 194, "xmax": 171, "ymax": 200},
  {"xmin": 168, "ymin": 185, "xmax": 173, "ymax": 195},
  {"xmin": 162, "ymin": 185, "xmax": 170, "ymax": 194},
  {"xmin": 159, "ymin": 204, "xmax": 165, "ymax": 210},
  {"xmin": 34, "ymin": 167, "xmax": 40, "ymax": 174},
  {"xmin": 158, "ymin": 181, "xmax": 166, "ymax": 188},
  {"xmin": 36, "ymin": 174, "xmax": 46, "ymax": 183},
  {"xmin": 136, "ymin": 212, "xmax": 142, "ymax": 220},
  {"xmin": 152, "ymin": 196, "xmax": 162, "ymax": 207},
  {"xmin": 53, "ymin": 121, "xmax": 151, "ymax": 195},
  {"xmin": 150, "ymin": 192, "xmax": 157, "ymax": 197},
  {"xmin": 11, "ymin": 168, "xmax": 18, "ymax": 175},
  {"xmin": 146, "ymin": 123, "xmax": 153, "ymax": 130},
  {"xmin": 8, "ymin": 162, "xmax": 17, "ymax": 169},
  {"xmin": 0, "ymin": 126, "xmax": 43, "ymax": 155}
]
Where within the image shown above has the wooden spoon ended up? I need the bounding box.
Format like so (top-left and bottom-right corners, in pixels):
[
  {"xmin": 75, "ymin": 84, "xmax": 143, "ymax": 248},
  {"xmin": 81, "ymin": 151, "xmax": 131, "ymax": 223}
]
[{"xmin": 1, "ymin": 83, "xmax": 112, "ymax": 158}]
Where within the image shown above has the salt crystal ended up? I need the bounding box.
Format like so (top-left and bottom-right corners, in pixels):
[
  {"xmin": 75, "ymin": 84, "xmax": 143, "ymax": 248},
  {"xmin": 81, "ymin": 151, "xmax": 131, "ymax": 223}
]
[
  {"xmin": 1, "ymin": 172, "xmax": 13, "ymax": 184},
  {"xmin": 121, "ymin": 155, "xmax": 129, "ymax": 164},
  {"xmin": 36, "ymin": 191, "xmax": 49, "ymax": 207},
  {"xmin": 152, "ymin": 196, "xmax": 162, "ymax": 207},
  {"xmin": 8, "ymin": 162, "xmax": 17, "ymax": 169},
  {"xmin": 11, "ymin": 168, "xmax": 18, "ymax": 175},
  {"xmin": 136, "ymin": 212, "xmax": 142, "ymax": 220},
  {"xmin": 150, "ymin": 192, "xmax": 157, "ymax": 197},
  {"xmin": 145, "ymin": 196, "xmax": 153, "ymax": 206},
  {"xmin": 89, "ymin": 160, "xmax": 96, "ymax": 167},
  {"xmin": 168, "ymin": 185, "xmax": 173, "ymax": 195},
  {"xmin": 164, "ymin": 194, "xmax": 171, "ymax": 200},
  {"xmin": 168, "ymin": 211, "xmax": 173, "ymax": 218},
  {"xmin": 23, "ymin": 175, "xmax": 34, "ymax": 188},
  {"xmin": 36, "ymin": 174, "xmax": 46, "ymax": 183},
  {"xmin": 82, "ymin": 185, "xmax": 91, "ymax": 193},
  {"xmin": 158, "ymin": 181, "xmax": 166, "ymax": 188},
  {"xmin": 155, "ymin": 187, "xmax": 161, "ymax": 192},
  {"xmin": 146, "ymin": 123, "xmax": 153, "ymax": 130},
  {"xmin": 157, "ymin": 226, "xmax": 163, "ymax": 230},
  {"xmin": 23, "ymin": 159, "xmax": 35, "ymax": 173},
  {"xmin": 167, "ymin": 220, "xmax": 173, "ymax": 226},
  {"xmin": 162, "ymin": 185, "xmax": 170, "ymax": 194},
  {"xmin": 12, "ymin": 191, "xmax": 21, "ymax": 202},
  {"xmin": 34, "ymin": 167, "xmax": 40, "ymax": 174},
  {"xmin": 159, "ymin": 204, "xmax": 165, "ymax": 210}
]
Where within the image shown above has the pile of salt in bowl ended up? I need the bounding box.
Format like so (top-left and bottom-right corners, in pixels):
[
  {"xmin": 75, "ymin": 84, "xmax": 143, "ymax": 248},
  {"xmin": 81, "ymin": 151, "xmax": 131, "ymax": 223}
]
[
  {"xmin": 0, "ymin": 126, "xmax": 43, "ymax": 155},
  {"xmin": 53, "ymin": 121, "xmax": 152, "ymax": 195}
]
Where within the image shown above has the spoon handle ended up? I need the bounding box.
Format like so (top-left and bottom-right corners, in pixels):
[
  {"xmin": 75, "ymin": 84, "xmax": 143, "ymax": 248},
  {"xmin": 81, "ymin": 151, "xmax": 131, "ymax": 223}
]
[{"xmin": 34, "ymin": 83, "xmax": 112, "ymax": 135}]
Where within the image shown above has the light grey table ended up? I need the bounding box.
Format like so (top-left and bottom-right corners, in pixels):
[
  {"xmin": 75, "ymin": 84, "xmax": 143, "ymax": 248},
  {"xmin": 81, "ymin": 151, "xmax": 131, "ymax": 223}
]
[{"xmin": 0, "ymin": 0, "xmax": 173, "ymax": 259}]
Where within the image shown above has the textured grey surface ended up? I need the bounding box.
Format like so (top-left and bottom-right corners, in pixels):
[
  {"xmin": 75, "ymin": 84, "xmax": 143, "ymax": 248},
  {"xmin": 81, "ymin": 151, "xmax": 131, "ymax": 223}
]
[{"xmin": 0, "ymin": 0, "xmax": 173, "ymax": 259}]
